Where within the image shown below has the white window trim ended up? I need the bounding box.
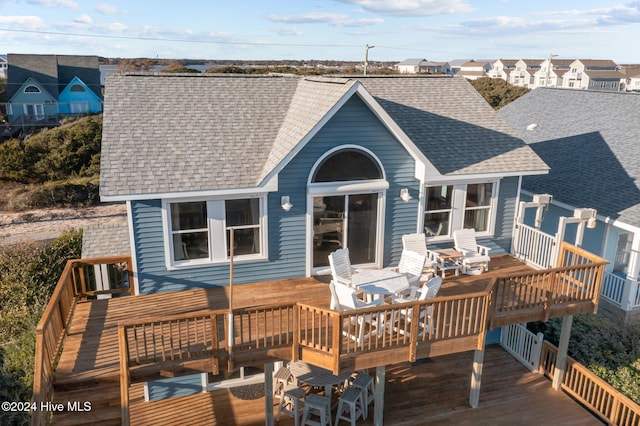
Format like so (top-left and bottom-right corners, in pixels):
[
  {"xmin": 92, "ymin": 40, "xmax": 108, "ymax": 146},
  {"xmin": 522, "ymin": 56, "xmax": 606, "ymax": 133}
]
[
  {"xmin": 162, "ymin": 195, "xmax": 268, "ymax": 270},
  {"xmin": 420, "ymin": 179, "xmax": 499, "ymax": 242}
]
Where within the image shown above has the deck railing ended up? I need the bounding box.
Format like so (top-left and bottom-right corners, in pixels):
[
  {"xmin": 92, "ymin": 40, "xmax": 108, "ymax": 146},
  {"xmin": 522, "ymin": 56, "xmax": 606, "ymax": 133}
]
[
  {"xmin": 602, "ymin": 272, "xmax": 640, "ymax": 311},
  {"xmin": 540, "ymin": 341, "xmax": 640, "ymax": 426},
  {"xmin": 32, "ymin": 256, "xmax": 133, "ymax": 426},
  {"xmin": 512, "ymin": 222, "xmax": 557, "ymax": 269},
  {"xmin": 500, "ymin": 323, "xmax": 544, "ymax": 372},
  {"xmin": 492, "ymin": 242, "xmax": 607, "ymax": 327}
]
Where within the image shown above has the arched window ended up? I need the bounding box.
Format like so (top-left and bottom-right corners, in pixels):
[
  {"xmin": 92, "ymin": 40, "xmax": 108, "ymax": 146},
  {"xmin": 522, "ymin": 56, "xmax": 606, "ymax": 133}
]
[
  {"xmin": 312, "ymin": 149, "xmax": 382, "ymax": 183},
  {"xmin": 24, "ymin": 85, "xmax": 40, "ymax": 93},
  {"xmin": 70, "ymin": 84, "xmax": 85, "ymax": 92}
]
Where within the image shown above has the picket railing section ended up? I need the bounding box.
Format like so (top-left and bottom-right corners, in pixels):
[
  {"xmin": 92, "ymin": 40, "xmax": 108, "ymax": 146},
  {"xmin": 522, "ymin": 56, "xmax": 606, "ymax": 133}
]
[
  {"xmin": 602, "ymin": 272, "xmax": 640, "ymax": 311},
  {"xmin": 540, "ymin": 341, "xmax": 640, "ymax": 426},
  {"xmin": 500, "ymin": 323, "xmax": 544, "ymax": 372},
  {"xmin": 32, "ymin": 256, "xmax": 134, "ymax": 426},
  {"xmin": 512, "ymin": 222, "xmax": 557, "ymax": 269}
]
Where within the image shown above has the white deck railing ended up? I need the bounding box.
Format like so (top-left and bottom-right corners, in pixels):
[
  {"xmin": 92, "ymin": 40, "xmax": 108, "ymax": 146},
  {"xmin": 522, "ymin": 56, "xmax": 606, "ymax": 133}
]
[
  {"xmin": 500, "ymin": 323, "xmax": 544, "ymax": 372},
  {"xmin": 602, "ymin": 272, "xmax": 640, "ymax": 310},
  {"xmin": 512, "ymin": 223, "xmax": 557, "ymax": 270}
]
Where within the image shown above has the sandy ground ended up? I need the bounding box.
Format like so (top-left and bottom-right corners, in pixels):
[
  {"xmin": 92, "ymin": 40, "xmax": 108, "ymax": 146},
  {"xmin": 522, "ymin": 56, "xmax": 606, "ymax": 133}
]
[{"xmin": 0, "ymin": 203, "xmax": 127, "ymax": 245}]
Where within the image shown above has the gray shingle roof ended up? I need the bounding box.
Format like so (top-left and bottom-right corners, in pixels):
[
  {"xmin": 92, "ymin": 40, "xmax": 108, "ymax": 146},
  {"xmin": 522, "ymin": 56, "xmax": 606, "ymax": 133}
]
[
  {"xmin": 499, "ymin": 88, "xmax": 640, "ymax": 228},
  {"xmin": 101, "ymin": 74, "xmax": 547, "ymax": 198},
  {"xmin": 360, "ymin": 77, "xmax": 547, "ymax": 176},
  {"xmin": 81, "ymin": 222, "xmax": 131, "ymax": 258}
]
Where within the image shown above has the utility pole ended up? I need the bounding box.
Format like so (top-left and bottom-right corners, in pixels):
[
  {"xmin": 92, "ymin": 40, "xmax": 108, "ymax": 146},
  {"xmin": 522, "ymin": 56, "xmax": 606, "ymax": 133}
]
[
  {"xmin": 364, "ymin": 44, "xmax": 375, "ymax": 75},
  {"xmin": 545, "ymin": 53, "xmax": 558, "ymax": 87}
]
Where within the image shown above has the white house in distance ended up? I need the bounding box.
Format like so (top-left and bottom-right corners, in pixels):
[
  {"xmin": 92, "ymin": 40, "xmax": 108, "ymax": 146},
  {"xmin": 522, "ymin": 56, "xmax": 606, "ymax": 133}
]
[
  {"xmin": 455, "ymin": 60, "xmax": 492, "ymax": 80},
  {"xmin": 533, "ymin": 58, "xmax": 574, "ymax": 88},
  {"xmin": 621, "ymin": 66, "xmax": 640, "ymax": 92},
  {"xmin": 508, "ymin": 59, "xmax": 542, "ymax": 88},
  {"xmin": 394, "ymin": 58, "xmax": 450, "ymax": 74},
  {"xmin": 0, "ymin": 54, "xmax": 7, "ymax": 78},
  {"xmin": 561, "ymin": 59, "xmax": 622, "ymax": 91},
  {"xmin": 487, "ymin": 59, "xmax": 518, "ymax": 81}
]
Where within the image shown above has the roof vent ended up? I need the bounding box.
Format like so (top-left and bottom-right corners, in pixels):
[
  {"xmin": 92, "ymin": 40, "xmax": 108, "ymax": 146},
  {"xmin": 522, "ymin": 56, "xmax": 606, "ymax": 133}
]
[{"xmin": 526, "ymin": 123, "xmax": 538, "ymax": 131}]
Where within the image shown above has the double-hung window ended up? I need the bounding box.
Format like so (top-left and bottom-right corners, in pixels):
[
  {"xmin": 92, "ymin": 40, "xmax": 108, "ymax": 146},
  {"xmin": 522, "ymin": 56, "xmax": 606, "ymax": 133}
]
[
  {"xmin": 424, "ymin": 181, "xmax": 497, "ymax": 239},
  {"xmin": 165, "ymin": 196, "xmax": 266, "ymax": 267}
]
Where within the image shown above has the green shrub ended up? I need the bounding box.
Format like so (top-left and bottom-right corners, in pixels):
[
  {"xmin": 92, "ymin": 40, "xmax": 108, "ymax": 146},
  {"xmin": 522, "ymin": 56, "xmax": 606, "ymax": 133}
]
[
  {"xmin": 0, "ymin": 230, "xmax": 82, "ymax": 425},
  {"xmin": 6, "ymin": 177, "xmax": 99, "ymax": 210},
  {"xmin": 469, "ymin": 77, "xmax": 530, "ymax": 110},
  {"xmin": 0, "ymin": 115, "xmax": 102, "ymax": 183},
  {"xmin": 532, "ymin": 314, "xmax": 640, "ymax": 404}
]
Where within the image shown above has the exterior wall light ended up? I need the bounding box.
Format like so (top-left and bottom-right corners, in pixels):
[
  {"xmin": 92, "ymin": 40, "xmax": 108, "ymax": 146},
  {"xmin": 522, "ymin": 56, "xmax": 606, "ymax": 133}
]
[
  {"xmin": 400, "ymin": 188, "xmax": 412, "ymax": 203},
  {"xmin": 281, "ymin": 196, "xmax": 293, "ymax": 212}
]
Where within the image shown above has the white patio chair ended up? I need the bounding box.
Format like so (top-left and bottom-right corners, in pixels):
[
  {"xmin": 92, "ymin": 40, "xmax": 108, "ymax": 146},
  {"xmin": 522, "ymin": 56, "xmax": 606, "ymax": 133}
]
[
  {"xmin": 392, "ymin": 276, "xmax": 442, "ymax": 336},
  {"xmin": 453, "ymin": 228, "xmax": 491, "ymax": 275},
  {"xmin": 387, "ymin": 249, "xmax": 426, "ymax": 298},
  {"xmin": 328, "ymin": 248, "xmax": 360, "ymax": 287},
  {"xmin": 401, "ymin": 233, "xmax": 438, "ymax": 278},
  {"xmin": 330, "ymin": 281, "xmax": 383, "ymax": 345}
]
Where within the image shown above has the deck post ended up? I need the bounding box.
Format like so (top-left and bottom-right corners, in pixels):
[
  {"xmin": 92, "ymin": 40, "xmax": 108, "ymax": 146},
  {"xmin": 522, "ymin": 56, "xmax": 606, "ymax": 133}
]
[
  {"xmin": 469, "ymin": 349, "xmax": 485, "ymax": 408},
  {"xmin": 469, "ymin": 336, "xmax": 486, "ymax": 408},
  {"xmin": 373, "ymin": 365, "xmax": 386, "ymax": 426},
  {"xmin": 264, "ymin": 362, "xmax": 274, "ymax": 426},
  {"xmin": 552, "ymin": 314, "xmax": 573, "ymax": 390}
]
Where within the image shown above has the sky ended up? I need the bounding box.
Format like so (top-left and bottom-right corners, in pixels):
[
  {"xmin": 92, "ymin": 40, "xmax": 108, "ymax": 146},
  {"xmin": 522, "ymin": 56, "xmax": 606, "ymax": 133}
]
[{"xmin": 1, "ymin": 0, "xmax": 639, "ymax": 63}]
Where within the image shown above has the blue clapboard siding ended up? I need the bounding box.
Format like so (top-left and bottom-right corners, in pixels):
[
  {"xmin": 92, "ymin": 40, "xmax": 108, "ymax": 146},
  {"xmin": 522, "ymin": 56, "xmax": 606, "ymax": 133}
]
[
  {"xmin": 132, "ymin": 95, "xmax": 419, "ymax": 294},
  {"xmin": 520, "ymin": 193, "xmax": 606, "ymax": 258},
  {"xmin": 492, "ymin": 176, "xmax": 520, "ymax": 254},
  {"xmin": 146, "ymin": 374, "xmax": 204, "ymax": 401}
]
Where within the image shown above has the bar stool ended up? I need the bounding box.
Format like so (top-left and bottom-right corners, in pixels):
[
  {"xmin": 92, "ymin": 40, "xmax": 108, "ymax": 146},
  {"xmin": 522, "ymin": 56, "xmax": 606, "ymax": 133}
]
[
  {"xmin": 334, "ymin": 386, "xmax": 365, "ymax": 426},
  {"xmin": 352, "ymin": 373, "xmax": 375, "ymax": 419},
  {"xmin": 274, "ymin": 365, "xmax": 294, "ymax": 400},
  {"xmin": 277, "ymin": 385, "xmax": 306, "ymax": 426},
  {"xmin": 302, "ymin": 393, "xmax": 332, "ymax": 426}
]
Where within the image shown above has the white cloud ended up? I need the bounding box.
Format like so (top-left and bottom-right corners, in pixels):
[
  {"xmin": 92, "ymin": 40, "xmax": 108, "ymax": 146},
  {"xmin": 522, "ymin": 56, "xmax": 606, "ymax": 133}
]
[
  {"xmin": 74, "ymin": 14, "xmax": 92, "ymax": 24},
  {"xmin": 95, "ymin": 3, "xmax": 126, "ymax": 15},
  {"xmin": 341, "ymin": 18, "xmax": 384, "ymax": 27},
  {"xmin": 0, "ymin": 15, "xmax": 46, "ymax": 29},
  {"xmin": 267, "ymin": 12, "xmax": 348, "ymax": 24},
  {"xmin": 276, "ymin": 26, "xmax": 303, "ymax": 36},
  {"xmin": 27, "ymin": 0, "xmax": 79, "ymax": 9},
  {"xmin": 334, "ymin": 0, "xmax": 474, "ymax": 17}
]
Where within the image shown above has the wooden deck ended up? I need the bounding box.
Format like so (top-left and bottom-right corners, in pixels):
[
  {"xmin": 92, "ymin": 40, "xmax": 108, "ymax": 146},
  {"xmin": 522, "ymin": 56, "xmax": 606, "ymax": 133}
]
[
  {"xmin": 49, "ymin": 255, "xmax": 606, "ymax": 424},
  {"xmin": 126, "ymin": 345, "xmax": 602, "ymax": 425}
]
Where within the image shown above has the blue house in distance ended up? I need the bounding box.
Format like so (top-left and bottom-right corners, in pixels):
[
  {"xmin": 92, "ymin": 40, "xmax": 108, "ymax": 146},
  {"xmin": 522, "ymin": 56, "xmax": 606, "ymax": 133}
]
[
  {"xmin": 6, "ymin": 54, "xmax": 102, "ymax": 126},
  {"xmin": 98, "ymin": 74, "xmax": 549, "ymax": 295}
]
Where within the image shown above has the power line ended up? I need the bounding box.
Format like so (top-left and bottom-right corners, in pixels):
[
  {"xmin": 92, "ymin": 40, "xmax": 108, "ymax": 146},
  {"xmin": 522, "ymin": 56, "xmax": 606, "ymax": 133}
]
[{"xmin": 0, "ymin": 27, "xmax": 363, "ymax": 49}]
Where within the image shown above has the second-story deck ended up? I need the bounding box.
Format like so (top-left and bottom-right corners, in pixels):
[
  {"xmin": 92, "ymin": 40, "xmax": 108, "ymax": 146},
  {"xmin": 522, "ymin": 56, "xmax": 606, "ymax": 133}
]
[{"xmin": 33, "ymin": 243, "xmax": 613, "ymax": 425}]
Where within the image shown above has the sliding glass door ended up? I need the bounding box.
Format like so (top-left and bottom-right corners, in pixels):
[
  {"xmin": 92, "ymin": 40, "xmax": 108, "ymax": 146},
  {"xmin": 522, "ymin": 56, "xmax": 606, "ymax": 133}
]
[{"xmin": 312, "ymin": 192, "xmax": 379, "ymax": 268}]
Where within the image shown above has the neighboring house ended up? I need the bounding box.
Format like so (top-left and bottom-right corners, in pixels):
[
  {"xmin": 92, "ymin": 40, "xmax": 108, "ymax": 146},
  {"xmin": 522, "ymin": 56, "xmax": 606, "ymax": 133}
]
[
  {"xmin": 509, "ymin": 59, "xmax": 542, "ymax": 88},
  {"xmin": 99, "ymin": 74, "xmax": 548, "ymax": 296},
  {"xmin": 621, "ymin": 65, "xmax": 640, "ymax": 92},
  {"xmin": 561, "ymin": 59, "xmax": 621, "ymax": 91},
  {"xmin": 395, "ymin": 58, "xmax": 428, "ymax": 74},
  {"xmin": 532, "ymin": 58, "xmax": 574, "ymax": 88},
  {"xmin": 499, "ymin": 88, "xmax": 640, "ymax": 324},
  {"xmin": 394, "ymin": 58, "xmax": 446, "ymax": 74},
  {"xmin": 6, "ymin": 54, "xmax": 102, "ymax": 125},
  {"xmin": 448, "ymin": 59, "xmax": 470, "ymax": 75},
  {"xmin": 455, "ymin": 60, "xmax": 492, "ymax": 80},
  {"xmin": 0, "ymin": 54, "xmax": 7, "ymax": 78},
  {"xmin": 487, "ymin": 59, "xmax": 518, "ymax": 81}
]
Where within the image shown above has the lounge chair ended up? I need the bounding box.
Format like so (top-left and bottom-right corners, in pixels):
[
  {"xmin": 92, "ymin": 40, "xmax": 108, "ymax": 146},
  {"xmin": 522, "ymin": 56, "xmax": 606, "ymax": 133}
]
[{"xmin": 453, "ymin": 228, "xmax": 491, "ymax": 275}]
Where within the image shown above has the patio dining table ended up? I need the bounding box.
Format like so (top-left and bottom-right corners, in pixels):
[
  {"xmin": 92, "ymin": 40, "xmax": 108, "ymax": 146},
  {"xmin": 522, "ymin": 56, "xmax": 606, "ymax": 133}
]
[
  {"xmin": 352, "ymin": 269, "xmax": 410, "ymax": 301},
  {"xmin": 289, "ymin": 361, "xmax": 353, "ymax": 398}
]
